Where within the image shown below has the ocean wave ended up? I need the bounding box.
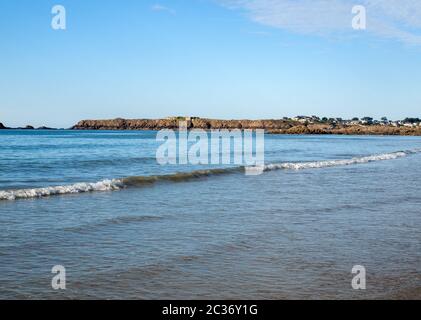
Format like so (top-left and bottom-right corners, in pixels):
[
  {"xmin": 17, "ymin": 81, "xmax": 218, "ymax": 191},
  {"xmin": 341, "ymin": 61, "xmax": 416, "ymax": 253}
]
[
  {"xmin": 63, "ymin": 215, "xmax": 163, "ymax": 233},
  {"xmin": 0, "ymin": 179, "xmax": 124, "ymax": 201},
  {"xmin": 122, "ymin": 167, "xmax": 241, "ymax": 186},
  {"xmin": 261, "ymin": 151, "xmax": 410, "ymax": 171},
  {"xmin": 0, "ymin": 149, "xmax": 419, "ymax": 201}
]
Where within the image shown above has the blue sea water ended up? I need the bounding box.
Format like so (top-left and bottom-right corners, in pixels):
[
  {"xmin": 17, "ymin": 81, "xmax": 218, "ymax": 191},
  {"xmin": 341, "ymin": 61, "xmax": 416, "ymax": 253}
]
[{"xmin": 0, "ymin": 130, "xmax": 420, "ymax": 299}]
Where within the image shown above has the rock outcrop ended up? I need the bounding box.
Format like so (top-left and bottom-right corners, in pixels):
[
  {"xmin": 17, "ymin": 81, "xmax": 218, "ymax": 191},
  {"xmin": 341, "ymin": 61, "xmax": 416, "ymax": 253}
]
[
  {"xmin": 0, "ymin": 122, "xmax": 6, "ymax": 129},
  {"xmin": 37, "ymin": 126, "xmax": 56, "ymax": 130},
  {"xmin": 72, "ymin": 118, "xmax": 296, "ymax": 131},
  {"xmin": 71, "ymin": 118, "xmax": 421, "ymax": 136}
]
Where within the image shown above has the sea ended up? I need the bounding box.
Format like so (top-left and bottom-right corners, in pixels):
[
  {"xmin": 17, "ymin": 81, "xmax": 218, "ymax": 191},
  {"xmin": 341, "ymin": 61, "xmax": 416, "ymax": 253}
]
[{"xmin": 0, "ymin": 129, "xmax": 420, "ymax": 299}]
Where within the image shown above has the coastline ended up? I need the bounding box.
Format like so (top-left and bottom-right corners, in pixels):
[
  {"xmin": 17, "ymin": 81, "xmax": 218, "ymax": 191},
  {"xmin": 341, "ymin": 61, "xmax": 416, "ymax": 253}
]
[
  {"xmin": 71, "ymin": 118, "xmax": 421, "ymax": 136},
  {"xmin": 2, "ymin": 118, "xmax": 421, "ymax": 135},
  {"xmin": 0, "ymin": 123, "xmax": 56, "ymax": 131}
]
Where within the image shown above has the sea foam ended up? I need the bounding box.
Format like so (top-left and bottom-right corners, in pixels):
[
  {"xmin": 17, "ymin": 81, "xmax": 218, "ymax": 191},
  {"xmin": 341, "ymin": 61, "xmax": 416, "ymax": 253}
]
[
  {"xmin": 0, "ymin": 149, "xmax": 419, "ymax": 201},
  {"xmin": 261, "ymin": 151, "xmax": 409, "ymax": 171},
  {"xmin": 0, "ymin": 179, "xmax": 124, "ymax": 201}
]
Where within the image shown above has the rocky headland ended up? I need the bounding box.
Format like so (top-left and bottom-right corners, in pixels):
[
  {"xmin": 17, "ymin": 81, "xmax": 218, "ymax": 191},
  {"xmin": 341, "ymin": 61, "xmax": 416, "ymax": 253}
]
[
  {"xmin": 71, "ymin": 117, "xmax": 421, "ymax": 136},
  {"xmin": 2, "ymin": 118, "xmax": 421, "ymax": 135},
  {"xmin": 72, "ymin": 118, "xmax": 294, "ymax": 131}
]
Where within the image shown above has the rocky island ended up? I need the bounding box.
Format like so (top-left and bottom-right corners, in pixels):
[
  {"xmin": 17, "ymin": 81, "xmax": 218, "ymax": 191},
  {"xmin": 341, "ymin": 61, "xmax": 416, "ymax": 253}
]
[
  {"xmin": 71, "ymin": 116, "xmax": 421, "ymax": 136},
  {"xmin": 0, "ymin": 123, "xmax": 56, "ymax": 130}
]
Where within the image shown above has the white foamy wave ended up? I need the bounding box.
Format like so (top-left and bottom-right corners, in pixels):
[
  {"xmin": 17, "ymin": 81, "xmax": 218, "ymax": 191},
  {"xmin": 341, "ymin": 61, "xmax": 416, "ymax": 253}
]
[
  {"xmin": 1, "ymin": 149, "xmax": 419, "ymax": 201},
  {"xmin": 261, "ymin": 151, "xmax": 410, "ymax": 172},
  {"xmin": 0, "ymin": 179, "xmax": 124, "ymax": 201}
]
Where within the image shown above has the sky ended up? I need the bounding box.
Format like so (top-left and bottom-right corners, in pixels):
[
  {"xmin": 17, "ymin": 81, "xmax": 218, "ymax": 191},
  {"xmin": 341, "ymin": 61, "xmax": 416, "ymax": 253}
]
[{"xmin": 1, "ymin": 0, "xmax": 421, "ymax": 128}]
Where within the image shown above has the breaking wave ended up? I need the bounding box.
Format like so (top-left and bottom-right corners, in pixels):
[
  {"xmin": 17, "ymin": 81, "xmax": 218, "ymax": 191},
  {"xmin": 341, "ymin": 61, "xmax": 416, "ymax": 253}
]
[
  {"xmin": 261, "ymin": 151, "xmax": 410, "ymax": 171},
  {"xmin": 1, "ymin": 149, "xmax": 419, "ymax": 201},
  {"xmin": 0, "ymin": 179, "xmax": 124, "ymax": 201}
]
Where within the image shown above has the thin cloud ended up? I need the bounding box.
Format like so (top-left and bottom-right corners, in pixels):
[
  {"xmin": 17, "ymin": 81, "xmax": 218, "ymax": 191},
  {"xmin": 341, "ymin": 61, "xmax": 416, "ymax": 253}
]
[
  {"xmin": 219, "ymin": 0, "xmax": 421, "ymax": 45},
  {"xmin": 151, "ymin": 4, "xmax": 176, "ymax": 15}
]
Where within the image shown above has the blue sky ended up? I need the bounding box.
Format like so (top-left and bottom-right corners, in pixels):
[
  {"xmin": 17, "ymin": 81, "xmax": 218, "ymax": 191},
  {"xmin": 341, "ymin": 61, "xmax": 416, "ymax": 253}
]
[{"xmin": 1, "ymin": 0, "xmax": 421, "ymax": 128}]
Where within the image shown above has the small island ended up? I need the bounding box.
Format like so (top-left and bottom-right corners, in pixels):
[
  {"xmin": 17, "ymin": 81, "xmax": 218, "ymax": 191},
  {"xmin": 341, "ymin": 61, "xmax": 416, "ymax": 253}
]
[{"xmin": 0, "ymin": 123, "xmax": 56, "ymax": 130}]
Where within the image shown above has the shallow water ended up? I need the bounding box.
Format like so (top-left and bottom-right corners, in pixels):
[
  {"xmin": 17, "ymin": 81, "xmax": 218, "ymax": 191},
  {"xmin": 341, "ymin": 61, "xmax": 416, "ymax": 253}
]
[{"xmin": 0, "ymin": 130, "xmax": 420, "ymax": 299}]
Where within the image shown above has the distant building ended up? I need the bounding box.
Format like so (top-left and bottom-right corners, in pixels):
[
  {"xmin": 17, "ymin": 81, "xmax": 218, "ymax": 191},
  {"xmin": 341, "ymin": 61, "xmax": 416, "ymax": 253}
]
[{"xmin": 166, "ymin": 116, "xmax": 199, "ymax": 121}]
